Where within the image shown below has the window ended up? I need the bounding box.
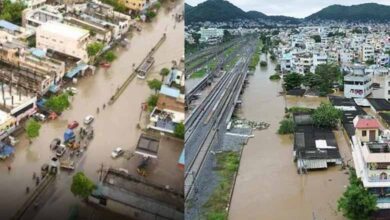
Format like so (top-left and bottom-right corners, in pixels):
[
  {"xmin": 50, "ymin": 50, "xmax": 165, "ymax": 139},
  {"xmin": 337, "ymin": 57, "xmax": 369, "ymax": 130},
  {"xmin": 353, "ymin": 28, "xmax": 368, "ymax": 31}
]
[{"xmin": 362, "ymin": 130, "xmax": 367, "ymax": 137}]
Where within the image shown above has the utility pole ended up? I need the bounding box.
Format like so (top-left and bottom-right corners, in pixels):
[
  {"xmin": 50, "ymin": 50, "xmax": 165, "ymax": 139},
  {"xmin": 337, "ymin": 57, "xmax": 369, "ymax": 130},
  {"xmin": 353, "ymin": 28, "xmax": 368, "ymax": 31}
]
[{"xmin": 98, "ymin": 163, "xmax": 104, "ymax": 182}]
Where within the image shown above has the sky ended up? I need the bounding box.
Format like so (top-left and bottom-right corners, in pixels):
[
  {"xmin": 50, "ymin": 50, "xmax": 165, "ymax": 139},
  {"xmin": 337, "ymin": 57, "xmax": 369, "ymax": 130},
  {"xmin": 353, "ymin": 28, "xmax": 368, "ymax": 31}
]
[{"xmin": 186, "ymin": 0, "xmax": 390, "ymax": 18}]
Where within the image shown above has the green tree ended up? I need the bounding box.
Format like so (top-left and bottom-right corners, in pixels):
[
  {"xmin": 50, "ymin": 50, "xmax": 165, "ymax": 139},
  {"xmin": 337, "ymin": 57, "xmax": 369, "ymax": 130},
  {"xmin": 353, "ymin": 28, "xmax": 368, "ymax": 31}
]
[
  {"xmin": 338, "ymin": 168, "xmax": 377, "ymax": 220},
  {"xmin": 222, "ymin": 30, "xmax": 233, "ymax": 42},
  {"xmin": 147, "ymin": 79, "xmax": 162, "ymax": 93},
  {"xmin": 160, "ymin": 68, "xmax": 170, "ymax": 81},
  {"xmin": 277, "ymin": 118, "xmax": 295, "ymax": 134},
  {"xmin": 146, "ymin": 10, "xmax": 157, "ymax": 19},
  {"xmin": 260, "ymin": 61, "xmax": 267, "ymax": 67},
  {"xmin": 312, "ymin": 103, "xmax": 342, "ymax": 128},
  {"xmin": 71, "ymin": 172, "xmax": 96, "ymax": 199},
  {"xmin": 314, "ymin": 64, "xmax": 341, "ymax": 96},
  {"xmin": 302, "ymin": 72, "xmax": 320, "ymax": 88},
  {"xmin": 283, "ymin": 72, "xmax": 302, "ymax": 91},
  {"xmin": 174, "ymin": 122, "xmax": 185, "ymax": 139},
  {"xmin": 0, "ymin": 0, "xmax": 26, "ymax": 25},
  {"xmin": 192, "ymin": 33, "xmax": 201, "ymax": 45},
  {"xmin": 311, "ymin": 35, "xmax": 321, "ymax": 43},
  {"xmin": 25, "ymin": 119, "xmax": 41, "ymax": 140},
  {"xmin": 366, "ymin": 59, "xmax": 375, "ymax": 65},
  {"xmin": 104, "ymin": 51, "xmax": 117, "ymax": 62},
  {"xmin": 87, "ymin": 42, "xmax": 104, "ymax": 57},
  {"xmin": 45, "ymin": 93, "xmax": 70, "ymax": 113}
]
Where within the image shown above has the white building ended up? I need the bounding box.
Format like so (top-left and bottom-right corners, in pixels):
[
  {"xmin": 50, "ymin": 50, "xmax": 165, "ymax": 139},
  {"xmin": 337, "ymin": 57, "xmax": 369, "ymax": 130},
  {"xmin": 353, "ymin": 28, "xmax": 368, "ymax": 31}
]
[
  {"xmin": 343, "ymin": 65, "xmax": 373, "ymax": 98},
  {"xmin": 352, "ymin": 116, "xmax": 390, "ymax": 209},
  {"xmin": 199, "ymin": 28, "xmax": 224, "ymax": 44},
  {"xmin": 362, "ymin": 44, "xmax": 375, "ymax": 63},
  {"xmin": 12, "ymin": 0, "xmax": 46, "ymax": 9},
  {"xmin": 36, "ymin": 21, "xmax": 90, "ymax": 62},
  {"xmin": 312, "ymin": 53, "xmax": 327, "ymax": 72},
  {"xmin": 384, "ymin": 77, "xmax": 390, "ymax": 101},
  {"xmin": 22, "ymin": 5, "xmax": 63, "ymax": 31}
]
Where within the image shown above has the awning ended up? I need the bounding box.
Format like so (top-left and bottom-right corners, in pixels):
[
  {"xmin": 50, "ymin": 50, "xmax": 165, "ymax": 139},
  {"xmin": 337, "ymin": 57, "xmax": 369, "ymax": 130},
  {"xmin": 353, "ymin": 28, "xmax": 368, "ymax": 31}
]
[
  {"xmin": 36, "ymin": 99, "xmax": 47, "ymax": 109},
  {"xmin": 66, "ymin": 63, "xmax": 88, "ymax": 78},
  {"xmin": 0, "ymin": 142, "xmax": 15, "ymax": 159},
  {"xmin": 178, "ymin": 149, "xmax": 184, "ymax": 166}
]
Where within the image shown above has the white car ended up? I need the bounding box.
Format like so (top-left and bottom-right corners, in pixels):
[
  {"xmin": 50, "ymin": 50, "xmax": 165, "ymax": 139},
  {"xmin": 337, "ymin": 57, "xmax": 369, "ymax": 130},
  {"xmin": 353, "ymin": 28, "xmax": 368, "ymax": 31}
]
[
  {"xmin": 65, "ymin": 87, "xmax": 78, "ymax": 94},
  {"xmin": 111, "ymin": 147, "xmax": 124, "ymax": 158},
  {"xmin": 33, "ymin": 113, "xmax": 46, "ymax": 121},
  {"xmin": 84, "ymin": 115, "xmax": 94, "ymax": 125}
]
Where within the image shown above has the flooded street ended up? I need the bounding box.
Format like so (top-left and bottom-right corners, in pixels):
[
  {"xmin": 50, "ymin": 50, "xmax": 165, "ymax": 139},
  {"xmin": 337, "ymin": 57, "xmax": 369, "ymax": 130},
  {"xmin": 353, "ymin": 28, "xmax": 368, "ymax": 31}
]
[
  {"xmin": 229, "ymin": 55, "xmax": 351, "ymax": 220},
  {"xmin": 0, "ymin": 1, "xmax": 184, "ymax": 219}
]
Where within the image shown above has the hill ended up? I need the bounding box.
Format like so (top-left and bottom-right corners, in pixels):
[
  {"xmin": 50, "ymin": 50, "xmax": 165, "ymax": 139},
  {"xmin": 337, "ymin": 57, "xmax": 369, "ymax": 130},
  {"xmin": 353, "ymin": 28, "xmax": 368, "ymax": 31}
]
[
  {"xmin": 185, "ymin": 0, "xmax": 249, "ymax": 23},
  {"xmin": 306, "ymin": 3, "xmax": 390, "ymax": 22}
]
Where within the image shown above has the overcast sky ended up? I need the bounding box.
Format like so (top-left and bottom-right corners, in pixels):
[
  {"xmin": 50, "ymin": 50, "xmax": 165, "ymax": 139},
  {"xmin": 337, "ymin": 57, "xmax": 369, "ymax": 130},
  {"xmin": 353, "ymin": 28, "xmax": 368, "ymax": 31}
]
[{"xmin": 186, "ymin": 0, "xmax": 390, "ymax": 18}]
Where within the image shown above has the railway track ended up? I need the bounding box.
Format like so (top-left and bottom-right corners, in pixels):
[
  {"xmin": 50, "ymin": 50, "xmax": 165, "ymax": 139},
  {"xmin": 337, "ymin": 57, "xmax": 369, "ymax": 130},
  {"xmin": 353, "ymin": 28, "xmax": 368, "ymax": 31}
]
[{"xmin": 184, "ymin": 45, "xmax": 254, "ymax": 198}]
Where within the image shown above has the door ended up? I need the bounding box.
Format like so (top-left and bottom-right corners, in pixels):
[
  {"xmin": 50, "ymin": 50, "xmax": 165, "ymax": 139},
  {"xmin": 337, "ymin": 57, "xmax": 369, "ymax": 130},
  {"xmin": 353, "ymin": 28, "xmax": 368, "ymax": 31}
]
[{"xmin": 369, "ymin": 130, "xmax": 376, "ymax": 142}]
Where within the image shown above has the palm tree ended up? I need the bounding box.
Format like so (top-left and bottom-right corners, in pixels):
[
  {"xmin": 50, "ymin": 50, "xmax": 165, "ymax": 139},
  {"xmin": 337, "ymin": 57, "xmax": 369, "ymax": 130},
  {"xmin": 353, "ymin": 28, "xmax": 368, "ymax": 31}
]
[{"xmin": 160, "ymin": 68, "xmax": 170, "ymax": 82}]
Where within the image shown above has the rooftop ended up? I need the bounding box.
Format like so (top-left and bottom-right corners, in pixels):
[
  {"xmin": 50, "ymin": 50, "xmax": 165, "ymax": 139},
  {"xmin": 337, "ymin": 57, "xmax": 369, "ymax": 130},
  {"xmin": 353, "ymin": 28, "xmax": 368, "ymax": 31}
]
[
  {"xmin": 0, "ymin": 20, "xmax": 20, "ymax": 33},
  {"xmin": 37, "ymin": 21, "xmax": 89, "ymax": 40},
  {"xmin": 160, "ymin": 85, "xmax": 181, "ymax": 98},
  {"xmin": 354, "ymin": 116, "xmax": 381, "ymax": 129}
]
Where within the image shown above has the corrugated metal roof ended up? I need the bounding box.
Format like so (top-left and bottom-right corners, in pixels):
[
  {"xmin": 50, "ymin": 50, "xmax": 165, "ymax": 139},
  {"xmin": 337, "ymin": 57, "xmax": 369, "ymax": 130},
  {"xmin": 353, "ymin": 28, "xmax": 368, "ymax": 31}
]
[
  {"xmin": 160, "ymin": 85, "xmax": 180, "ymax": 98},
  {"xmin": 0, "ymin": 20, "xmax": 20, "ymax": 32}
]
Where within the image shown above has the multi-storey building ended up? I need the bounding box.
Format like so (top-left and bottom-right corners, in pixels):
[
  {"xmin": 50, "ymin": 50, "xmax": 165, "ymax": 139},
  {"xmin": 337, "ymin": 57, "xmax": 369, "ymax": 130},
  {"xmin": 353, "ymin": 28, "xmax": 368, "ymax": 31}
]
[
  {"xmin": 343, "ymin": 65, "xmax": 373, "ymax": 98},
  {"xmin": 352, "ymin": 115, "xmax": 390, "ymax": 209},
  {"xmin": 36, "ymin": 21, "xmax": 90, "ymax": 62}
]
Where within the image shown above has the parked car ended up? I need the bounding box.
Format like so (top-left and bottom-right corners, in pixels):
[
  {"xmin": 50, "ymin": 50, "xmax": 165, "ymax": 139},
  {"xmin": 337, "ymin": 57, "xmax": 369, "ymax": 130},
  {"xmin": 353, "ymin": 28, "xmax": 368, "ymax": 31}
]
[
  {"xmin": 65, "ymin": 87, "xmax": 78, "ymax": 94},
  {"xmin": 56, "ymin": 145, "xmax": 66, "ymax": 157},
  {"xmin": 84, "ymin": 115, "xmax": 94, "ymax": 125},
  {"xmin": 50, "ymin": 138, "xmax": 61, "ymax": 150},
  {"xmin": 33, "ymin": 113, "xmax": 46, "ymax": 121},
  {"xmin": 68, "ymin": 121, "xmax": 79, "ymax": 129},
  {"xmin": 111, "ymin": 147, "xmax": 124, "ymax": 158}
]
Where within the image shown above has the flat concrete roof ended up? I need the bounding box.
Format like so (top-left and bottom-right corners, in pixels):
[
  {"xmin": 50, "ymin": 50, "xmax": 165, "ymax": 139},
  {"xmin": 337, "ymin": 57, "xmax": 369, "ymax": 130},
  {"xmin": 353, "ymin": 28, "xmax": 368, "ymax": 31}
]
[{"xmin": 38, "ymin": 21, "xmax": 89, "ymax": 40}]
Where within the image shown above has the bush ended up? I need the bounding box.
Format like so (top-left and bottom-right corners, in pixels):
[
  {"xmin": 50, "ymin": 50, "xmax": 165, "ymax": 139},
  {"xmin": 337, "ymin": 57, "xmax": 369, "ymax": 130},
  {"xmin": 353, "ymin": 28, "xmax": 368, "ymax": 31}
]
[
  {"xmin": 269, "ymin": 74, "xmax": 281, "ymax": 80},
  {"xmin": 278, "ymin": 118, "xmax": 295, "ymax": 134},
  {"xmin": 174, "ymin": 122, "xmax": 184, "ymax": 139},
  {"xmin": 260, "ymin": 61, "xmax": 267, "ymax": 67},
  {"xmin": 287, "ymin": 107, "xmax": 313, "ymax": 114},
  {"xmin": 147, "ymin": 94, "xmax": 159, "ymax": 111}
]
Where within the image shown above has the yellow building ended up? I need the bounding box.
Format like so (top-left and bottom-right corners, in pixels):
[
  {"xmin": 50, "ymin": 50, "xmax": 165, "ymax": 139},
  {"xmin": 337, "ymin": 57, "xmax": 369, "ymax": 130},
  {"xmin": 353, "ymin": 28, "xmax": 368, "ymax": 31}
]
[{"xmin": 120, "ymin": 0, "xmax": 147, "ymax": 11}]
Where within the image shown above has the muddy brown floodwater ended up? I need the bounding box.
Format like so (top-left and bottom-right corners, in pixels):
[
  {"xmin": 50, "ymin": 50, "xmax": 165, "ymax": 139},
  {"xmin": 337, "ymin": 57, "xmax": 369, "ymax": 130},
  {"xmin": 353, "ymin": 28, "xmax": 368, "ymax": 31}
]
[
  {"xmin": 0, "ymin": 1, "xmax": 183, "ymax": 220},
  {"xmin": 229, "ymin": 55, "xmax": 351, "ymax": 220}
]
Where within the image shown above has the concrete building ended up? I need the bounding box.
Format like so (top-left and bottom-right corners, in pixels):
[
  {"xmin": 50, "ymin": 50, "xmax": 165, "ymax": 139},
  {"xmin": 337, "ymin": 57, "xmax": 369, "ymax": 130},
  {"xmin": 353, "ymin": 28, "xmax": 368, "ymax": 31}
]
[
  {"xmin": 384, "ymin": 77, "xmax": 390, "ymax": 101},
  {"xmin": 12, "ymin": 0, "xmax": 46, "ymax": 9},
  {"xmin": 0, "ymin": 111, "xmax": 16, "ymax": 141},
  {"xmin": 149, "ymin": 85, "xmax": 185, "ymax": 133},
  {"xmin": 352, "ymin": 116, "xmax": 390, "ymax": 209},
  {"xmin": 362, "ymin": 44, "xmax": 375, "ymax": 63},
  {"xmin": 89, "ymin": 168, "xmax": 184, "ymax": 220},
  {"xmin": 119, "ymin": 0, "xmax": 157, "ymax": 11},
  {"xmin": 199, "ymin": 28, "xmax": 224, "ymax": 44},
  {"xmin": 0, "ymin": 20, "xmax": 32, "ymax": 43},
  {"xmin": 0, "ymin": 42, "xmax": 62, "ymax": 95},
  {"xmin": 36, "ymin": 21, "xmax": 90, "ymax": 62},
  {"xmin": 343, "ymin": 65, "xmax": 373, "ymax": 98},
  {"xmin": 22, "ymin": 5, "xmax": 63, "ymax": 31}
]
